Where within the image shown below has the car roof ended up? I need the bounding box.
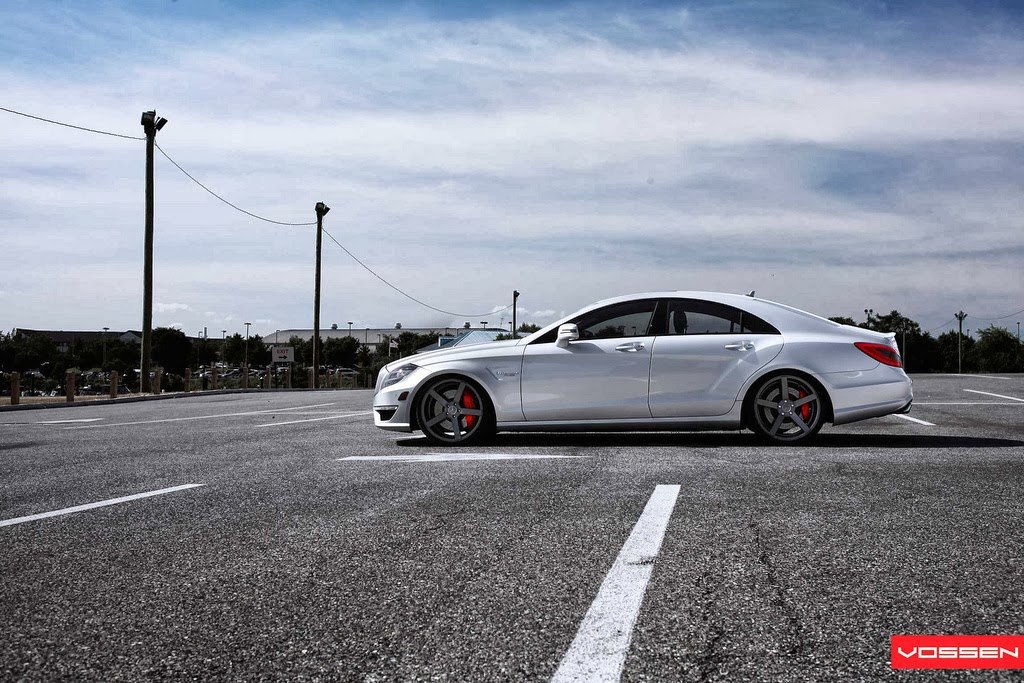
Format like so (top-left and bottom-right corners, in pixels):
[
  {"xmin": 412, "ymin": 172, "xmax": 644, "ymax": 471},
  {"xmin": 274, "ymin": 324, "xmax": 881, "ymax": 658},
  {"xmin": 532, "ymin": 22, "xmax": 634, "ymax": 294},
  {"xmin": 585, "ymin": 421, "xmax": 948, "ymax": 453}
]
[{"xmin": 522, "ymin": 291, "xmax": 842, "ymax": 342}]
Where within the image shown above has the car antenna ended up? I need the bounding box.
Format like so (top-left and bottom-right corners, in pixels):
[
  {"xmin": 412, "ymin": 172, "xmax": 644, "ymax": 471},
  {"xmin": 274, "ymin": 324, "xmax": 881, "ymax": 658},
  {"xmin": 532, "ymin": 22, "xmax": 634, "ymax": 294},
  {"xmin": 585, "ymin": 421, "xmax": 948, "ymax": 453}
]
[{"xmin": 747, "ymin": 290, "xmax": 755, "ymax": 297}]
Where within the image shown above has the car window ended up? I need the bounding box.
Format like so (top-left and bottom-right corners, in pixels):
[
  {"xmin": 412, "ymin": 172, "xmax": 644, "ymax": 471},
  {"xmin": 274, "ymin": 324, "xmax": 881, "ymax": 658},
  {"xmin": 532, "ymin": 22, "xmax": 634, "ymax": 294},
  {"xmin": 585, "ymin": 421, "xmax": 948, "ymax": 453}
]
[
  {"xmin": 529, "ymin": 299, "xmax": 662, "ymax": 344},
  {"xmin": 665, "ymin": 299, "xmax": 779, "ymax": 335},
  {"xmin": 576, "ymin": 299, "xmax": 661, "ymax": 339}
]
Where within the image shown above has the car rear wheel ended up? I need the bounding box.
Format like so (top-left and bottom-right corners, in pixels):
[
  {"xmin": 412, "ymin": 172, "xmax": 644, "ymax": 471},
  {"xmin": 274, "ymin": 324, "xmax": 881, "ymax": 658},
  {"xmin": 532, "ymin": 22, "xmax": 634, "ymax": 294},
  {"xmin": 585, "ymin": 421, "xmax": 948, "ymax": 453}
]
[
  {"xmin": 748, "ymin": 374, "xmax": 825, "ymax": 445},
  {"xmin": 416, "ymin": 377, "xmax": 494, "ymax": 446}
]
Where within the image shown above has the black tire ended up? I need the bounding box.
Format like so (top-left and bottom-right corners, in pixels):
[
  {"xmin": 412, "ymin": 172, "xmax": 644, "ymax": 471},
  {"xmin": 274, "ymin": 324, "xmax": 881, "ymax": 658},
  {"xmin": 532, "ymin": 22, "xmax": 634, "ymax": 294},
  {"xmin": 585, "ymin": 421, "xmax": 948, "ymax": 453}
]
[
  {"xmin": 415, "ymin": 377, "xmax": 494, "ymax": 447},
  {"xmin": 747, "ymin": 373, "xmax": 825, "ymax": 445}
]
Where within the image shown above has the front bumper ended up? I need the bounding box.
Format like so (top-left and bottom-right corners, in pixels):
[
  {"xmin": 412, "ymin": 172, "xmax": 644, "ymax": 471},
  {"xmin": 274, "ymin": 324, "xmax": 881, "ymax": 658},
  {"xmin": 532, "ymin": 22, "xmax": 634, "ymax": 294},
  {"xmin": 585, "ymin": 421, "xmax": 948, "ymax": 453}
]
[{"xmin": 372, "ymin": 383, "xmax": 416, "ymax": 432}]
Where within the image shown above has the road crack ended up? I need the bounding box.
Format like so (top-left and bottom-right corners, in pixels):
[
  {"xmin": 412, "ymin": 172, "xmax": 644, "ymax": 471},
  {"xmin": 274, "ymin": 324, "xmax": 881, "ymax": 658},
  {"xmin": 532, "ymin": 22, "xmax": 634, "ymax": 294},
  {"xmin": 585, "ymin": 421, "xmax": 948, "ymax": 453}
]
[{"xmin": 749, "ymin": 516, "xmax": 807, "ymax": 657}]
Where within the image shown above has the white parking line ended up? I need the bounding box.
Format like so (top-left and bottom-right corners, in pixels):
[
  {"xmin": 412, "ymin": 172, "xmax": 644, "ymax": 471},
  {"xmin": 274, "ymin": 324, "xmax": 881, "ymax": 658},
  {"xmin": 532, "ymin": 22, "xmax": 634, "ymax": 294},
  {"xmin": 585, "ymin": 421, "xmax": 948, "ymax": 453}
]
[
  {"xmin": 0, "ymin": 484, "xmax": 204, "ymax": 528},
  {"xmin": 256, "ymin": 412, "xmax": 369, "ymax": 427},
  {"xmin": 964, "ymin": 389, "xmax": 1024, "ymax": 403},
  {"xmin": 972, "ymin": 375, "xmax": 1014, "ymax": 380},
  {"xmin": 36, "ymin": 418, "xmax": 104, "ymax": 424},
  {"xmin": 63, "ymin": 403, "xmax": 337, "ymax": 429},
  {"xmin": 894, "ymin": 414, "xmax": 935, "ymax": 426},
  {"xmin": 551, "ymin": 484, "xmax": 681, "ymax": 683},
  {"xmin": 338, "ymin": 453, "xmax": 587, "ymax": 462},
  {"xmin": 916, "ymin": 402, "xmax": 1024, "ymax": 405}
]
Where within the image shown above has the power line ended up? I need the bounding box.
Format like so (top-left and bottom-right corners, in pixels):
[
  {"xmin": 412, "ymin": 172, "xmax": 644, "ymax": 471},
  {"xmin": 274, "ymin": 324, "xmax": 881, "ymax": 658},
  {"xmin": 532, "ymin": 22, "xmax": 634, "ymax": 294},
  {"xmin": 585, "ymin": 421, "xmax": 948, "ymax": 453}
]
[
  {"xmin": 155, "ymin": 142, "xmax": 316, "ymax": 226},
  {"xmin": 970, "ymin": 307, "xmax": 1024, "ymax": 322},
  {"xmin": 322, "ymin": 227, "xmax": 513, "ymax": 319},
  {"xmin": 925, "ymin": 318, "xmax": 956, "ymax": 334},
  {"xmin": 4, "ymin": 105, "xmax": 515, "ymax": 318},
  {"xmin": 0, "ymin": 106, "xmax": 144, "ymax": 140}
]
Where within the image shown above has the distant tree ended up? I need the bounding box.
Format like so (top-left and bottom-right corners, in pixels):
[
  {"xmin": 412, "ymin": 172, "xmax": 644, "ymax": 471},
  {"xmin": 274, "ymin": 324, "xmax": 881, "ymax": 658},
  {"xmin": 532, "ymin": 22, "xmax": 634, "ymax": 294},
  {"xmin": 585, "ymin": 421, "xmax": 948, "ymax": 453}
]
[
  {"xmin": 396, "ymin": 331, "xmax": 438, "ymax": 356},
  {"xmin": 248, "ymin": 334, "xmax": 271, "ymax": 366},
  {"xmin": 223, "ymin": 333, "xmax": 270, "ymax": 367},
  {"xmin": 828, "ymin": 316, "xmax": 858, "ymax": 327},
  {"xmin": 517, "ymin": 323, "xmax": 541, "ymax": 334},
  {"xmin": 936, "ymin": 331, "xmax": 977, "ymax": 373},
  {"xmin": 192, "ymin": 337, "xmax": 219, "ymax": 367},
  {"xmin": 152, "ymin": 327, "xmax": 192, "ymax": 375},
  {"xmin": 975, "ymin": 325, "xmax": 1022, "ymax": 373},
  {"xmin": 223, "ymin": 333, "xmax": 246, "ymax": 366},
  {"xmin": 0, "ymin": 332, "xmax": 57, "ymax": 373},
  {"xmin": 322, "ymin": 336, "xmax": 359, "ymax": 367},
  {"xmin": 289, "ymin": 335, "xmax": 313, "ymax": 366}
]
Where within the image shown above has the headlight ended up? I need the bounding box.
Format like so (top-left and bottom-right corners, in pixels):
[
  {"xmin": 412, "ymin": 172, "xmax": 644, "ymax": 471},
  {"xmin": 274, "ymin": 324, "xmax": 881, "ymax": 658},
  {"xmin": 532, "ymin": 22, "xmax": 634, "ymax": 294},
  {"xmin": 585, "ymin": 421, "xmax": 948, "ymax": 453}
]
[{"xmin": 381, "ymin": 363, "xmax": 418, "ymax": 389}]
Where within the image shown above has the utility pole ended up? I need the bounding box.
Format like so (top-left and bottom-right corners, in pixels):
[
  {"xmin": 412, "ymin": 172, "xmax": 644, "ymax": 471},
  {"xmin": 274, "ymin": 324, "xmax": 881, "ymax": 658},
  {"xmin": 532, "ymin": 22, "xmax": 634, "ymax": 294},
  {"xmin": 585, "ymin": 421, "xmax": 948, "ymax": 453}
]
[
  {"xmin": 512, "ymin": 289, "xmax": 520, "ymax": 337},
  {"xmin": 955, "ymin": 310, "xmax": 968, "ymax": 374},
  {"xmin": 139, "ymin": 110, "xmax": 167, "ymax": 393},
  {"xmin": 244, "ymin": 321, "xmax": 251, "ymax": 389},
  {"xmin": 312, "ymin": 201, "xmax": 330, "ymax": 389}
]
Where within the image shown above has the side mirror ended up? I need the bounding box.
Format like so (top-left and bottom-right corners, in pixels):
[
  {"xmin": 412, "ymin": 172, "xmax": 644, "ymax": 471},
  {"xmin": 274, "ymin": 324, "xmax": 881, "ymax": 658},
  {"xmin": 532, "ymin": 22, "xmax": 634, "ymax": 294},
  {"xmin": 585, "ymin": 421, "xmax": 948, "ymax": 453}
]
[{"xmin": 556, "ymin": 323, "xmax": 580, "ymax": 347}]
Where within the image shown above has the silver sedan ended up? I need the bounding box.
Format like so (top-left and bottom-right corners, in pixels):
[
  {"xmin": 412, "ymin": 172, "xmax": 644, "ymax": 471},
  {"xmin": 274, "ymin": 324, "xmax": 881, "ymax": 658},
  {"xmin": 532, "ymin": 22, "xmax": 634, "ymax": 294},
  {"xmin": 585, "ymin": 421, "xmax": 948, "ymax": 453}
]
[{"xmin": 373, "ymin": 292, "xmax": 913, "ymax": 446}]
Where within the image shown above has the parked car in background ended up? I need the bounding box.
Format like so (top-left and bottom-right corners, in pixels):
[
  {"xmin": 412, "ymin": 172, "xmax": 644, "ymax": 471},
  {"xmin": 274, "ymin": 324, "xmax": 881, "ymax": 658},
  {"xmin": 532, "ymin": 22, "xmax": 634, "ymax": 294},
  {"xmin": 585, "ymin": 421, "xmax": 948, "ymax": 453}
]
[{"xmin": 373, "ymin": 291, "xmax": 913, "ymax": 446}]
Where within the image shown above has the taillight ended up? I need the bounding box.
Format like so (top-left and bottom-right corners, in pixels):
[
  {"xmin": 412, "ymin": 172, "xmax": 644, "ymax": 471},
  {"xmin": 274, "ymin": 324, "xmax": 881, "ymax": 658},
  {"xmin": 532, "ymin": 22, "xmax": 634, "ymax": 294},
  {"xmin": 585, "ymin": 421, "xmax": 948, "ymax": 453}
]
[{"xmin": 855, "ymin": 341, "xmax": 902, "ymax": 368}]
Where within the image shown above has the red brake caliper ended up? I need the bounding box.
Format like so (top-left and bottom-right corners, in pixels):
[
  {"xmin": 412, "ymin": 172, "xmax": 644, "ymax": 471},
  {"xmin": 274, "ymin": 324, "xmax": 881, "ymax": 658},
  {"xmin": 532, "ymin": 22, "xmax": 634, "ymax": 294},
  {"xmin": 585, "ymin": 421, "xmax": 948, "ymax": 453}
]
[
  {"xmin": 798, "ymin": 389, "xmax": 811, "ymax": 421},
  {"xmin": 462, "ymin": 391, "xmax": 477, "ymax": 428}
]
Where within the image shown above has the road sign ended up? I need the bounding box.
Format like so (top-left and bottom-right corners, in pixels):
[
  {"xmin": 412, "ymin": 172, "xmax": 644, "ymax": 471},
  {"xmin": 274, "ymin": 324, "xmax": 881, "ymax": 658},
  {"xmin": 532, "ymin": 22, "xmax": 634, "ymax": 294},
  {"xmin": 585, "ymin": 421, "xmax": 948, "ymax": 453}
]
[{"xmin": 272, "ymin": 346, "xmax": 294, "ymax": 363}]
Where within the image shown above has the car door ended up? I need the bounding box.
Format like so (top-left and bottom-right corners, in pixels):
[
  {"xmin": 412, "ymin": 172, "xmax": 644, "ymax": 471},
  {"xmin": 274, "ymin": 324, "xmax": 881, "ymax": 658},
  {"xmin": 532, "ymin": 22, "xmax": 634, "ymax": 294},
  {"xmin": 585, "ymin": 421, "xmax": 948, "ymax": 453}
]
[
  {"xmin": 648, "ymin": 298, "xmax": 784, "ymax": 417},
  {"xmin": 521, "ymin": 299, "xmax": 662, "ymax": 421}
]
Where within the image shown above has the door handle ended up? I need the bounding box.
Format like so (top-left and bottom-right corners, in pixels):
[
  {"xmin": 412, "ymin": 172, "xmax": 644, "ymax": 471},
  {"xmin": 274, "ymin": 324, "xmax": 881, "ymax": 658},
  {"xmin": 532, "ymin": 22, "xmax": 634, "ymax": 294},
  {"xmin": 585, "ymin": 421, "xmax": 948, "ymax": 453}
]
[
  {"xmin": 724, "ymin": 341, "xmax": 754, "ymax": 351},
  {"xmin": 615, "ymin": 342, "xmax": 645, "ymax": 352}
]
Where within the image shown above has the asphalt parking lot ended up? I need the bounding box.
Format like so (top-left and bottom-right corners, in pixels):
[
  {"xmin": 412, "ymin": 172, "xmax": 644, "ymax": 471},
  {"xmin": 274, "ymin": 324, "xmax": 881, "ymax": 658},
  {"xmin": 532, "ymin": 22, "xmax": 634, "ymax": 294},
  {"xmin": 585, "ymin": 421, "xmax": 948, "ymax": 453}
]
[{"xmin": 1, "ymin": 374, "xmax": 1023, "ymax": 682}]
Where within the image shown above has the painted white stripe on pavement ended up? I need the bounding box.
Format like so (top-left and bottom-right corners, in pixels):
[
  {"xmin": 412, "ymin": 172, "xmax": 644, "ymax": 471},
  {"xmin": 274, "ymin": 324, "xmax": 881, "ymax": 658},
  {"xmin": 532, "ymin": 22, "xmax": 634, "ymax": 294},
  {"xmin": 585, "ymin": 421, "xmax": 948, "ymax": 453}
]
[
  {"xmin": 551, "ymin": 484, "xmax": 681, "ymax": 683},
  {"xmin": 0, "ymin": 484, "xmax": 204, "ymax": 528},
  {"xmin": 916, "ymin": 402, "xmax": 1024, "ymax": 406},
  {"xmin": 964, "ymin": 389, "xmax": 1024, "ymax": 403},
  {"xmin": 37, "ymin": 418, "xmax": 104, "ymax": 424},
  {"xmin": 338, "ymin": 453, "xmax": 587, "ymax": 462},
  {"xmin": 64, "ymin": 403, "xmax": 337, "ymax": 429},
  {"xmin": 894, "ymin": 414, "xmax": 935, "ymax": 426},
  {"xmin": 256, "ymin": 412, "xmax": 369, "ymax": 427},
  {"xmin": 973, "ymin": 375, "xmax": 1014, "ymax": 380}
]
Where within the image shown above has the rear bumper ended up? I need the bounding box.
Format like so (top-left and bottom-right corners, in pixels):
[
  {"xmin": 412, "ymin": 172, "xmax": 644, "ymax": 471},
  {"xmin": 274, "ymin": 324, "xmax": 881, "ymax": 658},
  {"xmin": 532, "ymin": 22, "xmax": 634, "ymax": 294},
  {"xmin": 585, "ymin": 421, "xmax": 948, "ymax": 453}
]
[{"xmin": 825, "ymin": 366, "xmax": 913, "ymax": 425}]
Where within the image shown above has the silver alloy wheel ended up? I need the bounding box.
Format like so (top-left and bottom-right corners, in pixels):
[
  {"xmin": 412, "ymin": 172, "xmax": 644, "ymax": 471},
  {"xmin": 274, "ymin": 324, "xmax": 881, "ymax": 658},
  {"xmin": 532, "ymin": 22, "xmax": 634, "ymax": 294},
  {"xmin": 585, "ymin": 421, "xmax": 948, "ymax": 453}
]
[
  {"xmin": 751, "ymin": 374, "xmax": 824, "ymax": 444},
  {"xmin": 417, "ymin": 377, "xmax": 488, "ymax": 445}
]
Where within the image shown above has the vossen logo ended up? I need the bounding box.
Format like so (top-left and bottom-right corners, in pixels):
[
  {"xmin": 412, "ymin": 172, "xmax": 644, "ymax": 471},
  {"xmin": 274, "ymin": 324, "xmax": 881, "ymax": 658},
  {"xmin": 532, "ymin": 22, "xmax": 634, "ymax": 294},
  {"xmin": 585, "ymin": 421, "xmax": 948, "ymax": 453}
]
[{"xmin": 892, "ymin": 636, "xmax": 1024, "ymax": 670}]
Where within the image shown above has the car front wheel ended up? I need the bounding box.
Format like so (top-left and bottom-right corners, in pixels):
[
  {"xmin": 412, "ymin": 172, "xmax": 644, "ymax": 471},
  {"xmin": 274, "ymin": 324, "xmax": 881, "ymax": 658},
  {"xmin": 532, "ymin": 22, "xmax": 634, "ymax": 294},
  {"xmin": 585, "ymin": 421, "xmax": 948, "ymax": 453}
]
[
  {"xmin": 415, "ymin": 377, "xmax": 494, "ymax": 446},
  {"xmin": 748, "ymin": 374, "xmax": 825, "ymax": 444}
]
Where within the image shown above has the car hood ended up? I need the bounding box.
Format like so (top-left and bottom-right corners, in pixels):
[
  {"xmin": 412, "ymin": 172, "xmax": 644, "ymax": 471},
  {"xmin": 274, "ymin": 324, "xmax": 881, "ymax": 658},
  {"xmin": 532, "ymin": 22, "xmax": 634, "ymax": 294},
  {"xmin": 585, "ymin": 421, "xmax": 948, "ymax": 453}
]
[{"xmin": 386, "ymin": 339, "xmax": 523, "ymax": 369}]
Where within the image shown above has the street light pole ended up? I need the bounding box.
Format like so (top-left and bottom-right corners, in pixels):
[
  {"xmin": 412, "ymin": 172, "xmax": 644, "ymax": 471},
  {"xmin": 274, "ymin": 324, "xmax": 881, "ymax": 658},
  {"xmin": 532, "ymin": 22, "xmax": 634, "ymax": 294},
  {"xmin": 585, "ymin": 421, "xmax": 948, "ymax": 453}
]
[
  {"xmin": 313, "ymin": 202, "xmax": 330, "ymax": 389},
  {"xmin": 244, "ymin": 321, "xmax": 251, "ymax": 389},
  {"xmin": 139, "ymin": 110, "xmax": 167, "ymax": 393},
  {"xmin": 512, "ymin": 289, "xmax": 520, "ymax": 337},
  {"xmin": 348, "ymin": 321, "xmax": 353, "ymax": 337},
  {"xmin": 955, "ymin": 310, "xmax": 968, "ymax": 374},
  {"xmin": 102, "ymin": 326, "xmax": 109, "ymax": 369}
]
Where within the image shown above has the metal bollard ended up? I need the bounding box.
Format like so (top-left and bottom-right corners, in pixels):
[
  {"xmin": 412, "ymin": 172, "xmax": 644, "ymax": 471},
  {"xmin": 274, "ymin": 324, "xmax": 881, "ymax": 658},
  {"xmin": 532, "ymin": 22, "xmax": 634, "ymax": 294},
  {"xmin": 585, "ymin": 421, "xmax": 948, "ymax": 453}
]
[
  {"xmin": 211, "ymin": 367, "xmax": 219, "ymax": 390},
  {"xmin": 184, "ymin": 368, "xmax": 192, "ymax": 393},
  {"xmin": 264, "ymin": 367, "xmax": 271, "ymax": 389},
  {"xmin": 243, "ymin": 364, "xmax": 249, "ymax": 390},
  {"xmin": 153, "ymin": 369, "xmax": 162, "ymax": 394},
  {"xmin": 10, "ymin": 372, "xmax": 20, "ymax": 406},
  {"xmin": 309, "ymin": 368, "xmax": 315, "ymax": 389},
  {"xmin": 285, "ymin": 367, "xmax": 292, "ymax": 389},
  {"xmin": 66, "ymin": 370, "xmax": 76, "ymax": 403},
  {"xmin": 109, "ymin": 371, "xmax": 119, "ymax": 399}
]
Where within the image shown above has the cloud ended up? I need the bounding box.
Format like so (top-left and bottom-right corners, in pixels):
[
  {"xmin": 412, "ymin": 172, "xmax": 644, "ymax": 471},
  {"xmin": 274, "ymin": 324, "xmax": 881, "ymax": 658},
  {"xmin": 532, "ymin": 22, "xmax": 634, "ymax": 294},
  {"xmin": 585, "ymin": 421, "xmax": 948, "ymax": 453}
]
[
  {"xmin": 1, "ymin": 2, "xmax": 1023, "ymax": 335},
  {"xmin": 155, "ymin": 303, "xmax": 191, "ymax": 313}
]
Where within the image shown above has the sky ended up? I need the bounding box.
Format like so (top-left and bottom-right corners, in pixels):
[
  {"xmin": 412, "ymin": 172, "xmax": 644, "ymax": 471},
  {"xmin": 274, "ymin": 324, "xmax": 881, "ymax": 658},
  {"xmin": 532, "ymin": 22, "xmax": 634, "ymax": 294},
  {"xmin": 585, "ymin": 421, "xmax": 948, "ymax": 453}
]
[{"xmin": 2, "ymin": 0, "xmax": 1023, "ymax": 339}]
